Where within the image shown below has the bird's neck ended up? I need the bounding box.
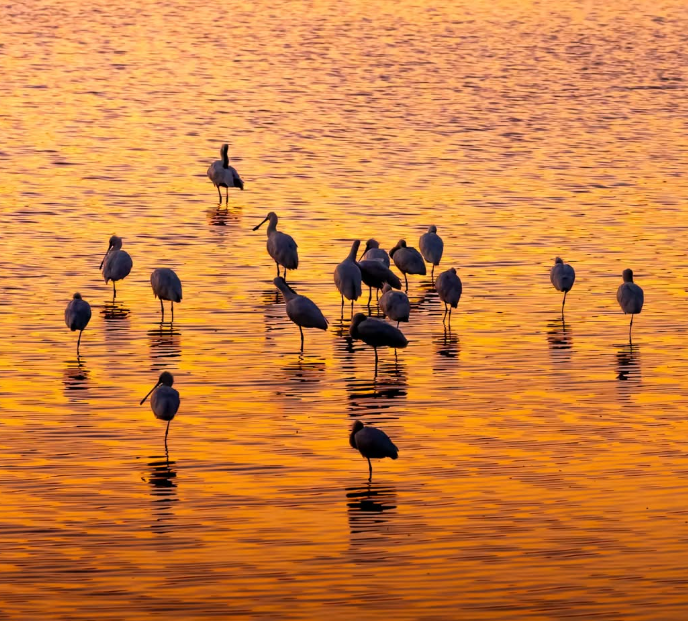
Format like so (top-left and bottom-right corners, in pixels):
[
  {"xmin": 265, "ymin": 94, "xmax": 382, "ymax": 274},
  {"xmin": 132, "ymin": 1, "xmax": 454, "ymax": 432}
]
[
  {"xmin": 347, "ymin": 245, "xmax": 358, "ymax": 262},
  {"xmin": 222, "ymin": 153, "xmax": 229, "ymax": 169}
]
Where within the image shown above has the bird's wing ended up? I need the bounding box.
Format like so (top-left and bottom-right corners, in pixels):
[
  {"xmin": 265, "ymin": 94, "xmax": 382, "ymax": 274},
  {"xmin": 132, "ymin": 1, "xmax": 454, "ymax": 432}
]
[
  {"xmin": 356, "ymin": 427, "xmax": 398, "ymax": 459},
  {"xmin": 287, "ymin": 296, "xmax": 328, "ymax": 329}
]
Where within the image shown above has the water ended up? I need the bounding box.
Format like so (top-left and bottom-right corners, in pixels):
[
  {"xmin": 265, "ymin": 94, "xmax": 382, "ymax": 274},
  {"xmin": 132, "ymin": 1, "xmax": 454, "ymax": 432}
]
[{"xmin": 1, "ymin": 0, "xmax": 688, "ymax": 618}]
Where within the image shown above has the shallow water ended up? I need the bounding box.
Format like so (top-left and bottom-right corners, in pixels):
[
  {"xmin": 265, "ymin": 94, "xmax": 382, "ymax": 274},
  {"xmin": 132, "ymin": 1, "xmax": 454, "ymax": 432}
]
[{"xmin": 2, "ymin": 0, "xmax": 688, "ymax": 618}]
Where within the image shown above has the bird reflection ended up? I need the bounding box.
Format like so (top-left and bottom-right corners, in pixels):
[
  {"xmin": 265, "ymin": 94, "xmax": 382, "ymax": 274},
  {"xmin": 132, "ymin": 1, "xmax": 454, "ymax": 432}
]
[
  {"xmin": 616, "ymin": 342, "xmax": 640, "ymax": 383},
  {"xmin": 346, "ymin": 482, "xmax": 398, "ymax": 561},
  {"xmin": 206, "ymin": 204, "xmax": 242, "ymax": 229},
  {"xmin": 410, "ymin": 280, "xmax": 440, "ymax": 318},
  {"xmin": 148, "ymin": 323, "xmax": 181, "ymax": 370},
  {"xmin": 346, "ymin": 356, "xmax": 407, "ymax": 416},
  {"xmin": 101, "ymin": 300, "xmax": 131, "ymax": 321},
  {"xmin": 434, "ymin": 324, "xmax": 460, "ymax": 360},
  {"xmin": 63, "ymin": 358, "xmax": 89, "ymax": 400},
  {"xmin": 144, "ymin": 451, "xmax": 178, "ymax": 534},
  {"xmin": 281, "ymin": 355, "xmax": 326, "ymax": 397},
  {"xmin": 546, "ymin": 316, "xmax": 573, "ymax": 364}
]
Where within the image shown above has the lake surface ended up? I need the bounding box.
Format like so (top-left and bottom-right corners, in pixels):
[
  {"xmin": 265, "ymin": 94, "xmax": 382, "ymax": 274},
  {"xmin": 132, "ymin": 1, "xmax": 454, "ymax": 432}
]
[{"xmin": 1, "ymin": 0, "xmax": 688, "ymax": 618}]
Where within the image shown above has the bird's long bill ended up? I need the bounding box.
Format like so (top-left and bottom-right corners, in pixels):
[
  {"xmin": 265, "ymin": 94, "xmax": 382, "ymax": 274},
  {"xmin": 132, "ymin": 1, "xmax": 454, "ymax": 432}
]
[
  {"xmin": 139, "ymin": 381, "xmax": 160, "ymax": 405},
  {"xmin": 99, "ymin": 246, "xmax": 111, "ymax": 270},
  {"xmin": 252, "ymin": 217, "xmax": 268, "ymax": 231}
]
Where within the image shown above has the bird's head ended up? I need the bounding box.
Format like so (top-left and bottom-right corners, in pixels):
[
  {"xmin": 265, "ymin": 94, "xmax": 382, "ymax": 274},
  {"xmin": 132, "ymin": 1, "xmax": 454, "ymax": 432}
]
[
  {"xmin": 73, "ymin": 292, "xmax": 82, "ymax": 300},
  {"xmin": 448, "ymin": 267, "xmax": 457, "ymax": 275},
  {"xmin": 365, "ymin": 239, "xmax": 379, "ymax": 250},
  {"xmin": 382, "ymin": 283, "xmax": 392, "ymax": 293},
  {"xmin": 349, "ymin": 420, "xmax": 365, "ymax": 449},
  {"xmin": 140, "ymin": 371, "xmax": 174, "ymax": 405},
  {"xmin": 109, "ymin": 235, "xmax": 123, "ymax": 250},
  {"xmin": 428, "ymin": 225, "xmax": 437, "ymax": 233},
  {"xmin": 622, "ymin": 268, "xmax": 634, "ymax": 282},
  {"xmin": 273, "ymin": 277, "xmax": 296, "ymax": 297},
  {"xmin": 349, "ymin": 313, "xmax": 367, "ymax": 338},
  {"xmin": 555, "ymin": 257, "xmax": 563, "ymax": 264}
]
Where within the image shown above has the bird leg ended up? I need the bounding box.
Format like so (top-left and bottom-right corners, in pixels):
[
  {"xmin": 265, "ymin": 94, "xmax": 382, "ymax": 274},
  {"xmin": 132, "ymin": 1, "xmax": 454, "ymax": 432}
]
[
  {"xmin": 404, "ymin": 273, "xmax": 408, "ymax": 292},
  {"xmin": 341, "ymin": 295, "xmax": 344, "ymax": 309},
  {"xmin": 160, "ymin": 299, "xmax": 165, "ymax": 321},
  {"xmin": 113, "ymin": 281, "xmax": 117, "ymax": 299},
  {"xmin": 299, "ymin": 325, "xmax": 304, "ymax": 351},
  {"xmin": 376, "ymin": 288, "xmax": 380, "ymax": 302},
  {"xmin": 351, "ymin": 299, "xmax": 354, "ymax": 318},
  {"xmin": 431, "ymin": 264, "xmax": 435, "ymax": 280},
  {"xmin": 217, "ymin": 185, "xmax": 222, "ymax": 202},
  {"xmin": 442, "ymin": 303, "xmax": 448, "ymax": 323},
  {"xmin": 276, "ymin": 262, "xmax": 280, "ymax": 278},
  {"xmin": 77, "ymin": 330, "xmax": 83, "ymax": 355},
  {"xmin": 367, "ymin": 287, "xmax": 372, "ymax": 307},
  {"xmin": 367, "ymin": 457, "xmax": 372, "ymax": 481},
  {"xmin": 165, "ymin": 420, "xmax": 171, "ymax": 439},
  {"xmin": 171, "ymin": 302, "xmax": 174, "ymax": 323},
  {"xmin": 448, "ymin": 307, "xmax": 452, "ymax": 325},
  {"xmin": 396, "ymin": 320, "xmax": 400, "ymax": 328},
  {"xmin": 629, "ymin": 314, "xmax": 634, "ymax": 342},
  {"xmin": 225, "ymin": 186, "xmax": 229, "ymax": 203}
]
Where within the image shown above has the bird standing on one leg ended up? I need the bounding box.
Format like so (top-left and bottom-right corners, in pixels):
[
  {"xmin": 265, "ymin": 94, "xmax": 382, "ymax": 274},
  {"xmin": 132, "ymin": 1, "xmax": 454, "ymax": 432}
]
[
  {"xmin": 140, "ymin": 371, "xmax": 180, "ymax": 446},
  {"xmin": 550, "ymin": 257, "xmax": 575, "ymax": 316},
  {"xmin": 349, "ymin": 420, "xmax": 398, "ymax": 481},
  {"xmin": 100, "ymin": 235, "xmax": 133, "ymax": 299},
  {"xmin": 65, "ymin": 293, "xmax": 92, "ymax": 356},
  {"xmin": 617, "ymin": 268, "xmax": 644, "ymax": 342}
]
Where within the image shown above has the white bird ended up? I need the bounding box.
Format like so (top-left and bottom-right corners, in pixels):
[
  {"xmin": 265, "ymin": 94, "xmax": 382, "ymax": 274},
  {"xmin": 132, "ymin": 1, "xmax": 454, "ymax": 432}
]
[
  {"xmin": 419, "ymin": 225, "xmax": 444, "ymax": 279},
  {"xmin": 550, "ymin": 257, "xmax": 576, "ymax": 313},
  {"xmin": 274, "ymin": 277, "xmax": 328, "ymax": 350},
  {"xmin": 64, "ymin": 292, "xmax": 92, "ymax": 355},
  {"xmin": 99, "ymin": 235, "xmax": 133, "ymax": 298},
  {"xmin": 140, "ymin": 371, "xmax": 180, "ymax": 442},
  {"xmin": 390, "ymin": 240, "xmax": 426, "ymax": 290},
  {"xmin": 151, "ymin": 268, "xmax": 182, "ymax": 322},
  {"xmin": 334, "ymin": 240, "xmax": 362, "ymax": 313},
  {"xmin": 436, "ymin": 267, "xmax": 462, "ymax": 323},
  {"xmin": 350, "ymin": 313, "xmax": 408, "ymax": 364},
  {"xmin": 379, "ymin": 283, "xmax": 410, "ymax": 328},
  {"xmin": 253, "ymin": 212, "xmax": 298, "ymax": 281},
  {"xmin": 207, "ymin": 143, "xmax": 244, "ymax": 202},
  {"xmin": 359, "ymin": 239, "xmax": 390, "ymax": 267},
  {"xmin": 617, "ymin": 268, "xmax": 644, "ymax": 341},
  {"xmin": 357, "ymin": 260, "xmax": 402, "ymax": 306},
  {"xmin": 349, "ymin": 420, "xmax": 398, "ymax": 480}
]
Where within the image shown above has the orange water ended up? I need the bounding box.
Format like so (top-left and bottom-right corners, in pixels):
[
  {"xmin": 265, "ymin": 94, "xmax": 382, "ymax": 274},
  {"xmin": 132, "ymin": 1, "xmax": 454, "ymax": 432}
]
[{"xmin": 1, "ymin": 0, "xmax": 688, "ymax": 618}]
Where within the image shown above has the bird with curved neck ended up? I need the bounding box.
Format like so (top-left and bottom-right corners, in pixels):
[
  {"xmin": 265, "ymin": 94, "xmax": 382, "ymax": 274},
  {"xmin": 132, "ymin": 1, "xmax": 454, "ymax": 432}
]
[
  {"xmin": 273, "ymin": 277, "xmax": 328, "ymax": 350},
  {"xmin": 253, "ymin": 212, "xmax": 299, "ymax": 281},
  {"xmin": 436, "ymin": 267, "xmax": 462, "ymax": 323},
  {"xmin": 64, "ymin": 292, "xmax": 92, "ymax": 356},
  {"xmin": 207, "ymin": 143, "xmax": 244, "ymax": 202},
  {"xmin": 390, "ymin": 239, "xmax": 426, "ymax": 291},
  {"xmin": 379, "ymin": 283, "xmax": 410, "ymax": 328},
  {"xmin": 359, "ymin": 239, "xmax": 390, "ymax": 267},
  {"xmin": 349, "ymin": 420, "xmax": 398, "ymax": 480},
  {"xmin": 99, "ymin": 235, "xmax": 133, "ymax": 299},
  {"xmin": 350, "ymin": 312, "xmax": 408, "ymax": 366},
  {"xmin": 334, "ymin": 240, "xmax": 362, "ymax": 314},
  {"xmin": 140, "ymin": 371, "xmax": 180, "ymax": 444},
  {"xmin": 617, "ymin": 268, "xmax": 644, "ymax": 342},
  {"xmin": 419, "ymin": 225, "xmax": 444, "ymax": 279}
]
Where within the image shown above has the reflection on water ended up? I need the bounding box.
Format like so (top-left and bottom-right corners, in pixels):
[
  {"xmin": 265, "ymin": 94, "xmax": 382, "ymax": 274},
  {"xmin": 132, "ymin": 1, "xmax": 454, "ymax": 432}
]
[
  {"xmin": 547, "ymin": 316, "xmax": 573, "ymax": 365},
  {"xmin": 63, "ymin": 358, "xmax": 89, "ymax": 399},
  {"xmin": 206, "ymin": 204, "xmax": 242, "ymax": 229},
  {"xmin": 617, "ymin": 342, "xmax": 641, "ymax": 384},
  {"xmin": 434, "ymin": 325, "xmax": 460, "ymax": 360},
  {"xmin": 145, "ymin": 453, "xmax": 178, "ymax": 535},
  {"xmin": 347, "ymin": 482, "xmax": 398, "ymax": 562},
  {"xmin": 148, "ymin": 324, "xmax": 181, "ymax": 370},
  {"xmin": 347, "ymin": 357, "xmax": 407, "ymax": 418}
]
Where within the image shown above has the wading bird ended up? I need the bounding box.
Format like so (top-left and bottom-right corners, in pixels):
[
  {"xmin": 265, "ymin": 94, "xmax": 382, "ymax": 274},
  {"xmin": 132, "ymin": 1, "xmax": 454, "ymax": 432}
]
[
  {"xmin": 419, "ymin": 225, "xmax": 444, "ymax": 279},
  {"xmin": 350, "ymin": 313, "xmax": 408, "ymax": 364},
  {"xmin": 550, "ymin": 257, "xmax": 575, "ymax": 314},
  {"xmin": 151, "ymin": 268, "xmax": 182, "ymax": 322},
  {"xmin": 274, "ymin": 277, "xmax": 328, "ymax": 350},
  {"xmin": 436, "ymin": 268, "xmax": 462, "ymax": 323},
  {"xmin": 617, "ymin": 268, "xmax": 644, "ymax": 341},
  {"xmin": 65, "ymin": 293, "xmax": 91, "ymax": 355},
  {"xmin": 379, "ymin": 283, "xmax": 410, "ymax": 328},
  {"xmin": 99, "ymin": 235, "xmax": 132, "ymax": 299},
  {"xmin": 359, "ymin": 239, "xmax": 390, "ymax": 267},
  {"xmin": 140, "ymin": 371, "xmax": 180, "ymax": 443},
  {"xmin": 334, "ymin": 240, "xmax": 362, "ymax": 313},
  {"xmin": 349, "ymin": 420, "xmax": 398, "ymax": 480},
  {"xmin": 253, "ymin": 212, "xmax": 298, "ymax": 280},
  {"xmin": 390, "ymin": 240, "xmax": 426, "ymax": 290},
  {"xmin": 358, "ymin": 260, "xmax": 402, "ymax": 306},
  {"xmin": 207, "ymin": 143, "xmax": 244, "ymax": 202}
]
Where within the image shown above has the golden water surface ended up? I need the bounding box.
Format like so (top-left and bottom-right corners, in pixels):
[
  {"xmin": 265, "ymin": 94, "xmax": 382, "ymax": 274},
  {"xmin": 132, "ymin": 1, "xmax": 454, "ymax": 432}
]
[{"xmin": 1, "ymin": 0, "xmax": 688, "ymax": 618}]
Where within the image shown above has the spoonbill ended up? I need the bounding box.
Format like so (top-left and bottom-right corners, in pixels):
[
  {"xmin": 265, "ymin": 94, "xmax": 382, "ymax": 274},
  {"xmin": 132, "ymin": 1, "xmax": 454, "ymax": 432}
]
[
  {"xmin": 349, "ymin": 420, "xmax": 398, "ymax": 480},
  {"xmin": 357, "ymin": 260, "xmax": 402, "ymax": 306},
  {"xmin": 274, "ymin": 277, "xmax": 328, "ymax": 349},
  {"xmin": 617, "ymin": 268, "xmax": 644, "ymax": 341},
  {"xmin": 334, "ymin": 240, "xmax": 362, "ymax": 313},
  {"xmin": 436, "ymin": 268, "xmax": 462, "ymax": 322},
  {"xmin": 390, "ymin": 240, "xmax": 426, "ymax": 290},
  {"xmin": 151, "ymin": 268, "xmax": 182, "ymax": 322},
  {"xmin": 253, "ymin": 212, "xmax": 298, "ymax": 280},
  {"xmin": 140, "ymin": 371, "xmax": 180, "ymax": 443},
  {"xmin": 419, "ymin": 225, "xmax": 444, "ymax": 279},
  {"xmin": 379, "ymin": 283, "xmax": 410, "ymax": 328},
  {"xmin": 65, "ymin": 292, "xmax": 92, "ymax": 355},
  {"xmin": 350, "ymin": 313, "xmax": 408, "ymax": 364},
  {"xmin": 207, "ymin": 143, "xmax": 244, "ymax": 202},
  {"xmin": 99, "ymin": 235, "xmax": 132, "ymax": 298},
  {"xmin": 359, "ymin": 239, "xmax": 390, "ymax": 267},
  {"xmin": 550, "ymin": 257, "xmax": 575, "ymax": 313}
]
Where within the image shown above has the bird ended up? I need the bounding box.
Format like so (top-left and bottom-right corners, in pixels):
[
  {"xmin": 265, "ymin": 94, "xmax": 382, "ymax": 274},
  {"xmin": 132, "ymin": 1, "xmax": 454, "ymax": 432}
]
[
  {"xmin": 357, "ymin": 260, "xmax": 402, "ymax": 306},
  {"xmin": 419, "ymin": 225, "xmax": 444, "ymax": 279},
  {"xmin": 349, "ymin": 420, "xmax": 398, "ymax": 480},
  {"xmin": 617, "ymin": 268, "xmax": 644, "ymax": 341},
  {"xmin": 207, "ymin": 143, "xmax": 244, "ymax": 202},
  {"xmin": 436, "ymin": 268, "xmax": 462, "ymax": 323},
  {"xmin": 150, "ymin": 268, "xmax": 182, "ymax": 322},
  {"xmin": 140, "ymin": 371, "xmax": 180, "ymax": 443},
  {"xmin": 390, "ymin": 240, "xmax": 426, "ymax": 290},
  {"xmin": 253, "ymin": 212, "xmax": 298, "ymax": 280},
  {"xmin": 64, "ymin": 292, "xmax": 92, "ymax": 355},
  {"xmin": 273, "ymin": 277, "xmax": 328, "ymax": 350},
  {"xmin": 359, "ymin": 239, "xmax": 390, "ymax": 267},
  {"xmin": 334, "ymin": 240, "xmax": 362, "ymax": 314},
  {"xmin": 350, "ymin": 313, "xmax": 408, "ymax": 364},
  {"xmin": 379, "ymin": 283, "xmax": 410, "ymax": 328},
  {"xmin": 550, "ymin": 257, "xmax": 576, "ymax": 313},
  {"xmin": 99, "ymin": 235, "xmax": 133, "ymax": 299}
]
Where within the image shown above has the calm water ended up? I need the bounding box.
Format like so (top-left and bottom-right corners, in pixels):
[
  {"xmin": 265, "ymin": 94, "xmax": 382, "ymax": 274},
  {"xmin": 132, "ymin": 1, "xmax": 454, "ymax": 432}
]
[{"xmin": 2, "ymin": 0, "xmax": 688, "ymax": 618}]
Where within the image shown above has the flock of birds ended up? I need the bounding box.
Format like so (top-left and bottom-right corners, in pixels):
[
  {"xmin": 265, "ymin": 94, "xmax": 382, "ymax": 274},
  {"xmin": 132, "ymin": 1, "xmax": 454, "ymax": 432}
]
[{"xmin": 62, "ymin": 144, "xmax": 646, "ymax": 479}]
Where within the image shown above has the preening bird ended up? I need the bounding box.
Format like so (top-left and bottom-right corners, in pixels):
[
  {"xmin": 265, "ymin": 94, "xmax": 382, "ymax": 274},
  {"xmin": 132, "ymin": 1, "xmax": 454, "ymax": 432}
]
[
  {"xmin": 357, "ymin": 259, "xmax": 402, "ymax": 305},
  {"xmin": 379, "ymin": 283, "xmax": 410, "ymax": 328},
  {"xmin": 253, "ymin": 212, "xmax": 298, "ymax": 280},
  {"xmin": 150, "ymin": 268, "xmax": 182, "ymax": 322},
  {"xmin": 359, "ymin": 239, "xmax": 390, "ymax": 268},
  {"xmin": 99, "ymin": 235, "xmax": 132, "ymax": 298},
  {"xmin": 617, "ymin": 268, "xmax": 644, "ymax": 341},
  {"xmin": 140, "ymin": 371, "xmax": 180, "ymax": 442},
  {"xmin": 419, "ymin": 225, "xmax": 444, "ymax": 279},
  {"xmin": 350, "ymin": 313, "xmax": 408, "ymax": 364},
  {"xmin": 274, "ymin": 277, "xmax": 328, "ymax": 350},
  {"xmin": 550, "ymin": 257, "xmax": 575, "ymax": 313},
  {"xmin": 390, "ymin": 240, "xmax": 426, "ymax": 290},
  {"xmin": 207, "ymin": 143, "xmax": 244, "ymax": 202},
  {"xmin": 349, "ymin": 420, "xmax": 398, "ymax": 480},
  {"xmin": 334, "ymin": 240, "xmax": 362, "ymax": 313},
  {"xmin": 64, "ymin": 292, "xmax": 92, "ymax": 355},
  {"xmin": 436, "ymin": 267, "xmax": 463, "ymax": 322}
]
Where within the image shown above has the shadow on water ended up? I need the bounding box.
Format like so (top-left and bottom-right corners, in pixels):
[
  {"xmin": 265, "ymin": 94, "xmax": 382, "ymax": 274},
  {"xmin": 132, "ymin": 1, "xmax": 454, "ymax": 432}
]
[
  {"xmin": 346, "ymin": 354, "xmax": 407, "ymax": 418},
  {"xmin": 63, "ymin": 357, "xmax": 89, "ymax": 400},
  {"xmin": 144, "ymin": 451, "xmax": 178, "ymax": 535},
  {"xmin": 148, "ymin": 323, "xmax": 181, "ymax": 370},
  {"xmin": 346, "ymin": 481, "xmax": 398, "ymax": 562},
  {"xmin": 616, "ymin": 342, "xmax": 641, "ymax": 385},
  {"xmin": 547, "ymin": 316, "xmax": 573, "ymax": 365}
]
